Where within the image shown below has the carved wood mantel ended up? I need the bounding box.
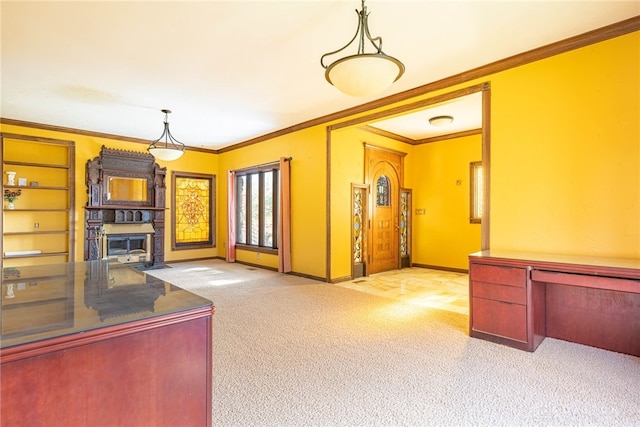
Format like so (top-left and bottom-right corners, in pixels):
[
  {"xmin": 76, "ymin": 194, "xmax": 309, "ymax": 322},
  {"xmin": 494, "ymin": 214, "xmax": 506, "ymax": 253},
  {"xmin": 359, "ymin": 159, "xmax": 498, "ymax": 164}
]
[{"xmin": 84, "ymin": 146, "xmax": 167, "ymax": 267}]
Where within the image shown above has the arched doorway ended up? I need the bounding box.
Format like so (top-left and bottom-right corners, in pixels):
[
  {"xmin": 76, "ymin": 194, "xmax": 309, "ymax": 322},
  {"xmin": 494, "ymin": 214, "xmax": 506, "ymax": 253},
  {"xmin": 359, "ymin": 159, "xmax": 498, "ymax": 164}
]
[
  {"xmin": 365, "ymin": 145, "xmax": 406, "ymax": 274},
  {"xmin": 328, "ymin": 83, "xmax": 490, "ymax": 282}
]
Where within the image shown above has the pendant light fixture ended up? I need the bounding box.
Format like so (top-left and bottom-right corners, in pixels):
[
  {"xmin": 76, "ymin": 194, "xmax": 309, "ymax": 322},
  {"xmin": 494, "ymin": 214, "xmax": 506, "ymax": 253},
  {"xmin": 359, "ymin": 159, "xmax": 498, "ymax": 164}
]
[
  {"xmin": 147, "ymin": 109, "xmax": 186, "ymax": 161},
  {"xmin": 320, "ymin": 0, "xmax": 405, "ymax": 97}
]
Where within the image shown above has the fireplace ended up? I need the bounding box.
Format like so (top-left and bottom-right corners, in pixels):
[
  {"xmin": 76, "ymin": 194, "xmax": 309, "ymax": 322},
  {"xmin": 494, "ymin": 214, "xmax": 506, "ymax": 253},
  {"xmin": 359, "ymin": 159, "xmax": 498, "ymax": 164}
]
[
  {"xmin": 102, "ymin": 223, "xmax": 155, "ymax": 264},
  {"xmin": 85, "ymin": 147, "xmax": 166, "ymax": 267}
]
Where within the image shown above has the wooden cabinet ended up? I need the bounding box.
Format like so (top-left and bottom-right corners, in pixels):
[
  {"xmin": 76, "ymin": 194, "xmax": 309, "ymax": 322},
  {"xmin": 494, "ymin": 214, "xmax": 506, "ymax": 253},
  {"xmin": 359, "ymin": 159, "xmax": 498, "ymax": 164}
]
[
  {"xmin": 469, "ymin": 250, "xmax": 640, "ymax": 356},
  {"xmin": 469, "ymin": 262, "xmax": 538, "ymax": 350},
  {"xmin": 1, "ymin": 261, "xmax": 214, "ymax": 427},
  {"xmin": 1, "ymin": 134, "xmax": 75, "ymax": 267}
]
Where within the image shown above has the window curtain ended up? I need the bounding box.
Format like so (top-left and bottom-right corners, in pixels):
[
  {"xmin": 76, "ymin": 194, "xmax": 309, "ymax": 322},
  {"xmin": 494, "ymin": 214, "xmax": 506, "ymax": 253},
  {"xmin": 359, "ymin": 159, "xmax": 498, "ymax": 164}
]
[
  {"xmin": 278, "ymin": 157, "xmax": 292, "ymax": 273},
  {"xmin": 226, "ymin": 170, "xmax": 236, "ymax": 263}
]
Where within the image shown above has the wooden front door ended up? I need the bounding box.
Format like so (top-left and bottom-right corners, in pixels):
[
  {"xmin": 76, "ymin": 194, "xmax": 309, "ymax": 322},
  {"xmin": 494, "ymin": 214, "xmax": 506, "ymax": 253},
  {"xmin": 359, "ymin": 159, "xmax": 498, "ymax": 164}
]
[
  {"xmin": 365, "ymin": 145, "xmax": 406, "ymax": 275},
  {"xmin": 369, "ymin": 162, "xmax": 399, "ymax": 274}
]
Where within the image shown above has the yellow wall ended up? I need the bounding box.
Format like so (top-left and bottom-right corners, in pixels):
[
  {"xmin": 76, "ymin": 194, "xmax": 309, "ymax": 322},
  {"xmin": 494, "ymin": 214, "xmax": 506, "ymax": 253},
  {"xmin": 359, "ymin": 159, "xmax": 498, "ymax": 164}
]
[
  {"xmin": 217, "ymin": 126, "xmax": 327, "ymax": 278},
  {"xmin": 0, "ymin": 124, "xmax": 219, "ymax": 264},
  {"xmin": 2, "ymin": 29, "xmax": 638, "ymax": 278},
  {"xmin": 328, "ymin": 129, "xmax": 482, "ymax": 277},
  {"xmin": 409, "ymin": 135, "xmax": 483, "ymax": 270},
  {"xmin": 488, "ymin": 31, "xmax": 639, "ymax": 257},
  {"xmin": 327, "ymin": 30, "xmax": 639, "ymax": 272},
  {"xmin": 329, "ymin": 126, "xmax": 416, "ymax": 280}
]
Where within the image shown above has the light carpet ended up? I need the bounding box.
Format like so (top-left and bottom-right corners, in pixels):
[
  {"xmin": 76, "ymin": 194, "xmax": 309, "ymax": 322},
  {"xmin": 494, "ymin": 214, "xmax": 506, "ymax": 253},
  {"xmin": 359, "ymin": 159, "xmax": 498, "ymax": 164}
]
[{"xmin": 146, "ymin": 260, "xmax": 640, "ymax": 427}]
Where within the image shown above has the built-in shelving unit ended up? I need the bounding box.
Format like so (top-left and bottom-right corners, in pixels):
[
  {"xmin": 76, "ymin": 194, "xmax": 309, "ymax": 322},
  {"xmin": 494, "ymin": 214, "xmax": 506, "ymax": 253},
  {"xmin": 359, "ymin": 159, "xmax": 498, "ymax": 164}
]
[{"xmin": 1, "ymin": 133, "xmax": 75, "ymax": 267}]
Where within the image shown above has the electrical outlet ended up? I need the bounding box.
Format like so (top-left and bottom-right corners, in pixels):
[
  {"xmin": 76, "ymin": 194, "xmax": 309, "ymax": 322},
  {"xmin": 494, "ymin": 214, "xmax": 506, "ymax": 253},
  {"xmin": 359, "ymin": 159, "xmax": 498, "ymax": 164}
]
[
  {"xmin": 34, "ymin": 223, "xmax": 40, "ymax": 229},
  {"xmin": 256, "ymin": 252, "xmax": 260, "ymax": 259}
]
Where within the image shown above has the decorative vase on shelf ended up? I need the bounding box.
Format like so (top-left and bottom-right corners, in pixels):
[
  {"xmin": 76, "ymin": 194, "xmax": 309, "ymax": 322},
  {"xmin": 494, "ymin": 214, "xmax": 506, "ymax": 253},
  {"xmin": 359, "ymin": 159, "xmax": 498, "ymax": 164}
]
[{"xmin": 4, "ymin": 189, "xmax": 21, "ymax": 209}]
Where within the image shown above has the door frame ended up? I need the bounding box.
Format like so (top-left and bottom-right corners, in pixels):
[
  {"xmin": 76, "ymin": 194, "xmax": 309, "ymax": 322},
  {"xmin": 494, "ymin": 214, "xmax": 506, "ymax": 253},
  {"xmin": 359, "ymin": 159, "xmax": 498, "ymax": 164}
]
[
  {"xmin": 365, "ymin": 145, "xmax": 405, "ymax": 275},
  {"xmin": 327, "ymin": 83, "xmax": 491, "ymax": 282}
]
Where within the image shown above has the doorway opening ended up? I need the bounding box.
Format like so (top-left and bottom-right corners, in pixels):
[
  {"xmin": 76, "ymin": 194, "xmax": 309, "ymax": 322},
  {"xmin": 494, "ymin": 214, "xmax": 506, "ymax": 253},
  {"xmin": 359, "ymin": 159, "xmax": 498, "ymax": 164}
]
[{"xmin": 330, "ymin": 83, "xmax": 491, "ymax": 281}]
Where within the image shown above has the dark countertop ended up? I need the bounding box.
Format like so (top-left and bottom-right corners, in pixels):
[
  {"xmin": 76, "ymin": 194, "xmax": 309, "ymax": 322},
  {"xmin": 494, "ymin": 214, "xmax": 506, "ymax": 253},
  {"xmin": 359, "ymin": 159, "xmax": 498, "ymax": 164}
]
[{"xmin": 1, "ymin": 261, "xmax": 213, "ymax": 349}]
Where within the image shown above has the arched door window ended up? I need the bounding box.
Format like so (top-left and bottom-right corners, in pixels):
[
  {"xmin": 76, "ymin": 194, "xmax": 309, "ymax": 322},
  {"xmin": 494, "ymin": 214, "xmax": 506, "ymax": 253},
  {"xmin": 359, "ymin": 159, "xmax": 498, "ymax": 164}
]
[{"xmin": 376, "ymin": 175, "xmax": 390, "ymax": 206}]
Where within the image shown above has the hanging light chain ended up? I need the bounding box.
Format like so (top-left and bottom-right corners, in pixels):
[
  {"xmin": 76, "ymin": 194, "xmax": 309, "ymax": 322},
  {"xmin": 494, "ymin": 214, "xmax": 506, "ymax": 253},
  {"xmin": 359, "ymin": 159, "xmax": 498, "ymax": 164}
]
[{"xmin": 320, "ymin": 0, "xmax": 388, "ymax": 69}]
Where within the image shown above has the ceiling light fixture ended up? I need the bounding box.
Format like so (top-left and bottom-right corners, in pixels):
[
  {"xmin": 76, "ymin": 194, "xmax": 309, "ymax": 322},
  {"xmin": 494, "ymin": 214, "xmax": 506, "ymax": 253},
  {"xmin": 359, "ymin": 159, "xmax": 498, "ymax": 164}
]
[
  {"xmin": 320, "ymin": 0, "xmax": 405, "ymax": 97},
  {"xmin": 429, "ymin": 115, "xmax": 454, "ymax": 127},
  {"xmin": 147, "ymin": 109, "xmax": 186, "ymax": 161}
]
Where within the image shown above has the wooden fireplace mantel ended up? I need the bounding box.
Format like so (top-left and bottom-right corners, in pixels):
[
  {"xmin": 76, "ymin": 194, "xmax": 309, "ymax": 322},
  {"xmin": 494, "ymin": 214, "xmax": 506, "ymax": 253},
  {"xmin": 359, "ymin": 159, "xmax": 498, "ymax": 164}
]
[{"xmin": 84, "ymin": 146, "xmax": 167, "ymax": 267}]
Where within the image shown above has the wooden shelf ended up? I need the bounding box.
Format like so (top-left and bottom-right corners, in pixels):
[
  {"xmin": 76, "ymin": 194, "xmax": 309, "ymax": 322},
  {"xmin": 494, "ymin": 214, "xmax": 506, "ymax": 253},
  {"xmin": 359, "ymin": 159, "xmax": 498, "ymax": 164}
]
[
  {"xmin": 3, "ymin": 160, "xmax": 70, "ymax": 169},
  {"xmin": 4, "ymin": 185, "xmax": 69, "ymax": 191},
  {"xmin": 4, "ymin": 231, "xmax": 69, "ymax": 236},
  {"xmin": 2, "ymin": 133, "xmax": 76, "ymax": 266},
  {"xmin": 4, "ymin": 208, "xmax": 70, "ymax": 212}
]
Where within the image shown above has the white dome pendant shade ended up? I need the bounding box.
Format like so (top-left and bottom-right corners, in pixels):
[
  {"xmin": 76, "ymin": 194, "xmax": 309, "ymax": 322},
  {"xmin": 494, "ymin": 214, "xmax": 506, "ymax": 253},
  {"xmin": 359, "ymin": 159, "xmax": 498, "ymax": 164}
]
[
  {"xmin": 147, "ymin": 147, "xmax": 184, "ymax": 161},
  {"xmin": 325, "ymin": 54, "xmax": 404, "ymax": 97},
  {"xmin": 321, "ymin": 0, "xmax": 405, "ymax": 97}
]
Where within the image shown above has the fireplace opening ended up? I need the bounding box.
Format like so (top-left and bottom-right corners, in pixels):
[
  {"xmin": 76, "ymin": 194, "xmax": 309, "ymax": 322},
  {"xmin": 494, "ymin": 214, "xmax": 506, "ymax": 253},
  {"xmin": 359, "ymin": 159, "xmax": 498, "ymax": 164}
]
[
  {"xmin": 102, "ymin": 223, "xmax": 155, "ymax": 264},
  {"xmin": 107, "ymin": 235, "xmax": 147, "ymax": 256}
]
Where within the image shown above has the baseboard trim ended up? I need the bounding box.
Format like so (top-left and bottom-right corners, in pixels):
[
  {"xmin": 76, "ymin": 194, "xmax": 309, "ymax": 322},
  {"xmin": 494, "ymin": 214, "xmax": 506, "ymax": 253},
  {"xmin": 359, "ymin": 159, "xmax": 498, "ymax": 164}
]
[
  {"xmin": 411, "ymin": 264, "xmax": 469, "ymax": 274},
  {"xmin": 286, "ymin": 271, "xmax": 327, "ymax": 282},
  {"xmin": 233, "ymin": 260, "xmax": 278, "ymax": 272},
  {"xmin": 166, "ymin": 256, "xmax": 223, "ymax": 264},
  {"xmin": 330, "ymin": 275, "xmax": 353, "ymax": 284}
]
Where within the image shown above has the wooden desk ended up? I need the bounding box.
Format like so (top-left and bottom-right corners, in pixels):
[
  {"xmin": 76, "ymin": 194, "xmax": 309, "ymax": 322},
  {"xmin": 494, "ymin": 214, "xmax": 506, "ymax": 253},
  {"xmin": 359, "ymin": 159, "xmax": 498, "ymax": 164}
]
[
  {"xmin": 1, "ymin": 261, "xmax": 214, "ymax": 427},
  {"xmin": 469, "ymin": 250, "xmax": 640, "ymax": 356}
]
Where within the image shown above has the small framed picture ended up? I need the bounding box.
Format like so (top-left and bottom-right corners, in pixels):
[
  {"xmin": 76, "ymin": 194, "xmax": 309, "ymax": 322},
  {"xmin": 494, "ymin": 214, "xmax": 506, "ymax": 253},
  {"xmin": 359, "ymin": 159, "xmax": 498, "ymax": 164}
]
[{"xmin": 18, "ymin": 178, "xmax": 27, "ymax": 186}]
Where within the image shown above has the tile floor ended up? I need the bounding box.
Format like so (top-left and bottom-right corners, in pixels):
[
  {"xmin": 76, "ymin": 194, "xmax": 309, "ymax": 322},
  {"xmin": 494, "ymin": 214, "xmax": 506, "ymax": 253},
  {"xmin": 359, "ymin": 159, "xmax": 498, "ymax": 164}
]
[{"xmin": 335, "ymin": 267, "xmax": 470, "ymax": 315}]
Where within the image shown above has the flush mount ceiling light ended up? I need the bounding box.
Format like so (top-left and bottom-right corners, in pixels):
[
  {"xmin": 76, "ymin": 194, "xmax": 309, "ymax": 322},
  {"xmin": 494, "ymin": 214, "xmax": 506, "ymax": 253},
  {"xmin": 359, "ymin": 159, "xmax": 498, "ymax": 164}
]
[
  {"xmin": 429, "ymin": 115, "xmax": 454, "ymax": 127},
  {"xmin": 147, "ymin": 109, "xmax": 186, "ymax": 161},
  {"xmin": 320, "ymin": 0, "xmax": 405, "ymax": 97}
]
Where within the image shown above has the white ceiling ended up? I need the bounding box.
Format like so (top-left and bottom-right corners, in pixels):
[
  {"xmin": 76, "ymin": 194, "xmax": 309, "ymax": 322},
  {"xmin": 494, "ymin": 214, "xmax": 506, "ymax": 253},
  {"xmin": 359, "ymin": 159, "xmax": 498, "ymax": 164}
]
[
  {"xmin": 368, "ymin": 92, "xmax": 483, "ymax": 140},
  {"xmin": 1, "ymin": 1, "xmax": 638, "ymax": 150}
]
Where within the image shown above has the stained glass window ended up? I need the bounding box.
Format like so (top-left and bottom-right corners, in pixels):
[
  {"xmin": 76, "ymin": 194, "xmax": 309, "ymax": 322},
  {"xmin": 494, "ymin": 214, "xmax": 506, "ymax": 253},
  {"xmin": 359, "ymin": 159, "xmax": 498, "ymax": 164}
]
[
  {"xmin": 400, "ymin": 191, "xmax": 408, "ymax": 256},
  {"xmin": 376, "ymin": 175, "xmax": 390, "ymax": 206},
  {"xmin": 353, "ymin": 187, "xmax": 364, "ymax": 263},
  {"xmin": 172, "ymin": 173, "xmax": 215, "ymax": 249}
]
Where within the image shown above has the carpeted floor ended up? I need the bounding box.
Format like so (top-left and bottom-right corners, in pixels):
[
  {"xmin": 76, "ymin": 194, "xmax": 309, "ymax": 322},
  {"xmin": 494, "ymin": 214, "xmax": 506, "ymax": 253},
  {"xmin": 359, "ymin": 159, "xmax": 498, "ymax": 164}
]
[{"xmin": 146, "ymin": 260, "xmax": 640, "ymax": 427}]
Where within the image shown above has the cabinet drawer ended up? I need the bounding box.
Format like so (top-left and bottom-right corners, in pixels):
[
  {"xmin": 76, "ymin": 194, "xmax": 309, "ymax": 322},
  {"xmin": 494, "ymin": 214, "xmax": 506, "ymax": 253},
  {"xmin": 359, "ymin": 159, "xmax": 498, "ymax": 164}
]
[
  {"xmin": 472, "ymin": 297, "xmax": 527, "ymax": 342},
  {"xmin": 472, "ymin": 281, "xmax": 526, "ymax": 304},
  {"xmin": 470, "ymin": 264, "xmax": 526, "ymax": 287}
]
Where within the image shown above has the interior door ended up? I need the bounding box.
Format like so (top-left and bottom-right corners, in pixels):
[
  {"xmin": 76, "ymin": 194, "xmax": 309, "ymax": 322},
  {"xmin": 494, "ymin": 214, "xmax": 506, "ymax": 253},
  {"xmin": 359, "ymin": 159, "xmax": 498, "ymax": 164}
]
[{"xmin": 368, "ymin": 161, "xmax": 400, "ymax": 274}]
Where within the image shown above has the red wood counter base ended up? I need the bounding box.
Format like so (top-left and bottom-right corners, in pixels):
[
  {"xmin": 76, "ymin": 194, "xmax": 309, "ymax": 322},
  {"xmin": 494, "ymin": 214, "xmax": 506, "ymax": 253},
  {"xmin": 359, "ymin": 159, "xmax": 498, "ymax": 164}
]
[
  {"xmin": 1, "ymin": 261, "xmax": 214, "ymax": 427},
  {"xmin": 469, "ymin": 250, "xmax": 640, "ymax": 356}
]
